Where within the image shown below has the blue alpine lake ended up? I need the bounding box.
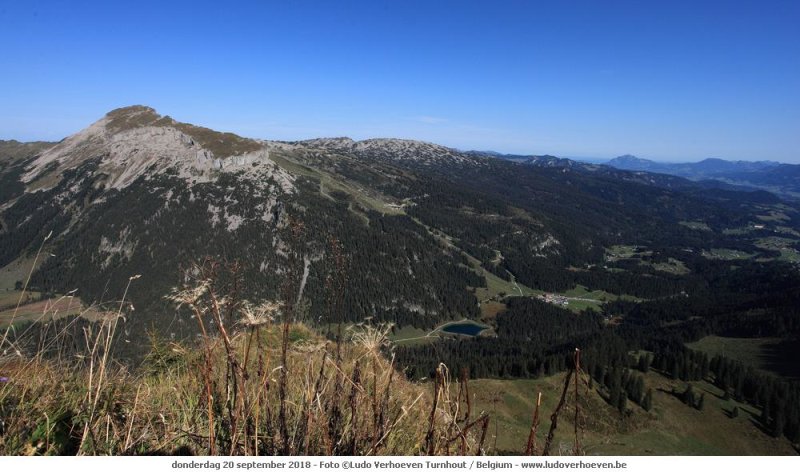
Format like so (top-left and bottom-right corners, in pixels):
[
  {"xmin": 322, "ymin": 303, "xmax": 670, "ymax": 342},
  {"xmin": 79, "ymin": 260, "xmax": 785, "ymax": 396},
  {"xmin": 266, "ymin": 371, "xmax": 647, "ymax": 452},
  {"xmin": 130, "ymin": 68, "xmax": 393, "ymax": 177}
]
[{"xmin": 440, "ymin": 322, "xmax": 487, "ymax": 336}]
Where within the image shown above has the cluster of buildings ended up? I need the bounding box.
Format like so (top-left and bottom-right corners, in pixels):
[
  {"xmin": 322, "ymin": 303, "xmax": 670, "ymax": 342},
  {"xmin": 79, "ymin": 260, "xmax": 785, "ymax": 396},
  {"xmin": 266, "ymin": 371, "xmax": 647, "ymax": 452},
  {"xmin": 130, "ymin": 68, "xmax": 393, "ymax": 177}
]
[{"xmin": 537, "ymin": 292, "xmax": 569, "ymax": 307}]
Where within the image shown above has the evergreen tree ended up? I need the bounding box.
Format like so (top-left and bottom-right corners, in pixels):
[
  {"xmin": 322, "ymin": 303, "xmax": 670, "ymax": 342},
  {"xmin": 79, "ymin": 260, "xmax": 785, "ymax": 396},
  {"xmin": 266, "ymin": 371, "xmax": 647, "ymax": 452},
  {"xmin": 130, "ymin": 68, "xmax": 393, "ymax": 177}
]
[
  {"xmin": 761, "ymin": 400, "xmax": 771, "ymax": 427},
  {"xmin": 634, "ymin": 376, "xmax": 645, "ymax": 404},
  {"xmin": 637, "ymin": 354, "xmax": 650, "ymax": 373},
  {"xmin": 643, "ymin": 388, "xmax": 653, "ymax": 412},
  {"xmin": 617, "ymin": 392, "xmax": 628, "ymax": 413},
  {"xmin": 670, "ymin": 362, "xmax": 679, "ymax": 380},
  {"xmin": 682, "ymin": 384, "xmax": 695, "ymax": 407},
  {"xmin": 772, "ymin": 409, "xmax": 785, "ymax": 439}
]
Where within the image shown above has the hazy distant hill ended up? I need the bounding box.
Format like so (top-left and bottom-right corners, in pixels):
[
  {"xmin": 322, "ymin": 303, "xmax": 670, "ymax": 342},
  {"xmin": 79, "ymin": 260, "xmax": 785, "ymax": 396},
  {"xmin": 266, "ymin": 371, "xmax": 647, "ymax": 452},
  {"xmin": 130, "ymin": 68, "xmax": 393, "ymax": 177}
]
[{"xmin": 606, "ymin": 155, "xmax": 800, "ymax": 199}]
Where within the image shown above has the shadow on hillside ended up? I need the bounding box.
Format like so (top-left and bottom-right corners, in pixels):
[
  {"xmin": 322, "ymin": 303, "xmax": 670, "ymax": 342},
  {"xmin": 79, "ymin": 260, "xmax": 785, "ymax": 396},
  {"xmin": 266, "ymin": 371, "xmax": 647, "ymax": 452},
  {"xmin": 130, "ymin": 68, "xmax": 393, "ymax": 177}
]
[
  {"xmin": 759, "ymin": 338, "xmax": 800, "ymax": 380},
  {"xmin": 747, "ymin": 415, "xmax": 772, "ymax": 437}
]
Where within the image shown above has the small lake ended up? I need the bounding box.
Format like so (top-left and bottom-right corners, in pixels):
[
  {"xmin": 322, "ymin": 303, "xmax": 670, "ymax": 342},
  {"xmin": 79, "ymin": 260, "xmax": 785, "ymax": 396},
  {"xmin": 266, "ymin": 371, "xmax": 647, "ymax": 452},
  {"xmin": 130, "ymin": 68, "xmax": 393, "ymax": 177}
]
[{"xmin": 441, "ymin": 322, "xmax": 487, "ymax": 336}]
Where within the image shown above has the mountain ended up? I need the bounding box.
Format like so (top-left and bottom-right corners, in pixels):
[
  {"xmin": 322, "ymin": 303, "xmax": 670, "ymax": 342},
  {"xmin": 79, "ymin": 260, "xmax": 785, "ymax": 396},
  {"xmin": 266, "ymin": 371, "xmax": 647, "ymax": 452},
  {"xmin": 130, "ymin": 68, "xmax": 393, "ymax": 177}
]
[
  {"xmin": 606, "ymin": 154, "xmax": 666, "ymax": 172},
  {"xmin": 0, "ymin": 139, "xmax": 55, "ymax": 164},
  {"xmin": 469, "ymin": 150, "xmax": 779, "ymax": 198},
  {"xmin": 300, "ymin": 137, "xmax": 480, "ymax": 167},
  {"xmin": 606, "ymin": 155, "xmax": 781, "ymax": 176},
  {"xmin": 466, "ymin": 150, "xmax": 581, "ymax": 168},
  {"xmin": 4, "ymin": 105, "xmax": 800, "ymax": 448},
  {"xmin": 2, "ymin": 106, "xmax": 799, "ymax": 363},
  {"xmin": 1, "ymin": 106, "xmax": 492, "ymax": 353},
  {"xmin": 0, "ymin": 140, "xmax": 56, "ymax": 200},
  {"xmin": 606, "ymin": 155, "xmax": 800, "ymax": 198}
]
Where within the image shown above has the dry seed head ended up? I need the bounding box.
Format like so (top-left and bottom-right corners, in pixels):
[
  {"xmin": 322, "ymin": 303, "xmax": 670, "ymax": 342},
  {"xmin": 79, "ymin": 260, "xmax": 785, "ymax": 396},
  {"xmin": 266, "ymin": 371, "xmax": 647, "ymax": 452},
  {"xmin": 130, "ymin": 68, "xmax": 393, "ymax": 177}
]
[
  {"xmin": 240, "ymin": 300, "xmax": 282, "ymax": 327},
  {"xmin": 349, "ymin": 321, "xmax": 394, "ymax": 355},
  {"xmin": 167, "ymin": 280, "xmax": 211, "ymax": 307}
]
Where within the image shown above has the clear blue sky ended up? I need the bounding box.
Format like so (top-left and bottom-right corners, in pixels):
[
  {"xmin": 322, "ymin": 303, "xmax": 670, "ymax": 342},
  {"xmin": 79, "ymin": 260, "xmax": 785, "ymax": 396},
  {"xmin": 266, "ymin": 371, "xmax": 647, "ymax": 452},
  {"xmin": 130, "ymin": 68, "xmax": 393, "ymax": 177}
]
[{"xmin": 1, "ymin": 0, "xmax": 798, "ymax": 162}]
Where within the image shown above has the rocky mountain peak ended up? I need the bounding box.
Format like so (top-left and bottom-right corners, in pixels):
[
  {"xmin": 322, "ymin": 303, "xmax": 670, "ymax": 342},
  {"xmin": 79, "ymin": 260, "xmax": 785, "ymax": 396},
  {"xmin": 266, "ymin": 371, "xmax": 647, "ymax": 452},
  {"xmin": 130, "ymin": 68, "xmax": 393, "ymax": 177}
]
[{"xmin": 21, "ymin": 106, "xmax": 291, "ymax": 193}]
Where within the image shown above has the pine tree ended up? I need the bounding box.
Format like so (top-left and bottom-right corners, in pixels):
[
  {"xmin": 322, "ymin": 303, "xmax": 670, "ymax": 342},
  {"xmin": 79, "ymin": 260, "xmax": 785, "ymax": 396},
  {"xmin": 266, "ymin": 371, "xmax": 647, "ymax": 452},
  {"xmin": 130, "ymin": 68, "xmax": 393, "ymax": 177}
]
[
  {"xmin": 643, "ymin": 388, "xmax": 653, "ymax": 412},
  {"xmin": 634, "ymin": 376, "xmax": 645, "ymax": 404},
  {"xmin": 682, "ymin": 384, "xmax": 695, "ymax": 407},
  {"xmin": 761, "ymin": 399, "xmax": 771, "ymax": 426},
  {"xmin": 617, "ymin": 392, "xmax": 628, "ymax": 413},
  {"xmin": 700, "ymin": 354, "xmax": 710, "ymax": 379},
  {"xmin": 772, "ymin": 409, "xmax": 785, "ymax": 439},
  {"xmin": 637, "ymin": 354, "xmax": 651, "ymax": 373}
]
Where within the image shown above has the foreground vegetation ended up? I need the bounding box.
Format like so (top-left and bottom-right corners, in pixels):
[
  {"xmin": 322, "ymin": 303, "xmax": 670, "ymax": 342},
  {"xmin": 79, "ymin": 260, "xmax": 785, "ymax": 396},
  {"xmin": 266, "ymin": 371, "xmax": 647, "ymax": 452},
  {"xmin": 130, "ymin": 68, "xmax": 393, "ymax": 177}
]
[
  {"xmin": 0, "ymin": 256, "xmax": 435, "ymax": 455},
  {"xmin": 2, "ymin": 259, "xmax": 799, "ymax": 455},
  {"xmin": 0, "ymin": 258, "xmax": 590, "ymax": 456},
  {"xmin": 1, "ymin": 321, "xmax": 433, "ymax": 455}
]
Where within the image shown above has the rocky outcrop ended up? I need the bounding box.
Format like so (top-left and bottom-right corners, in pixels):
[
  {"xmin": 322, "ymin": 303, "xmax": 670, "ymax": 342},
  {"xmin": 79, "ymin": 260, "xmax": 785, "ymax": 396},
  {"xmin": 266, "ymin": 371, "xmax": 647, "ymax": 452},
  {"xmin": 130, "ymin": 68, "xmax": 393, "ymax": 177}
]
[{"xmin": 21, "ymin": 106, "xmax": 295, "ymax": 193}]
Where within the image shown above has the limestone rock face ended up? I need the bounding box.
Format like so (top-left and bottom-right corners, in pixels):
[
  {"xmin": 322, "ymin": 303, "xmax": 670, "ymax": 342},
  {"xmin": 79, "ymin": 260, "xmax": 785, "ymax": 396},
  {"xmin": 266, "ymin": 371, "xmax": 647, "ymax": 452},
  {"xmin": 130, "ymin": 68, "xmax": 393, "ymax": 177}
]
[{"xmin": 22, "ymin": 106, "xmax": 294, "ymax": 193}]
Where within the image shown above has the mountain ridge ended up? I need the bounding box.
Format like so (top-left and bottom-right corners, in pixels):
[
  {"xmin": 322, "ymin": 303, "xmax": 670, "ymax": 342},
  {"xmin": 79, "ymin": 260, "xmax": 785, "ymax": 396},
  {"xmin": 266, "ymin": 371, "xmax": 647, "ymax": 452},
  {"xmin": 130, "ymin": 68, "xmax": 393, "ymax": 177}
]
[
  {"xmin": 605, "ymin": 154, "xmax": 800, "ymax": 198},
  {"xmin": 607, "ymin": 154, "xmax": 783, "ymax": 172},
  {"xmin": 1, "ymin": 105, "xmax": 798, "ymax": 361}
]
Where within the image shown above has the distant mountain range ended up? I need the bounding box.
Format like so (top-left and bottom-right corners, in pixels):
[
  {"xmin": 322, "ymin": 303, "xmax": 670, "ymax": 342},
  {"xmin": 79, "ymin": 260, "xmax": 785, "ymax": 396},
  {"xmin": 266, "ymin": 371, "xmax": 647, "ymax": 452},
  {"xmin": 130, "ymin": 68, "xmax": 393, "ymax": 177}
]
[
  {"xmin": 467, "ymin": 151, "xmax": 800, "ymax": 200},
  {"xmin": 606, "ymin": 155, "xmax": 781, "ymax": 175},
  {"xmin": 605, "ymin": 154, "xmax": 800, "ymax": 199},
  {"xmin": 464, "ymin": 150, "xmax": 590, "ymax": 168}
]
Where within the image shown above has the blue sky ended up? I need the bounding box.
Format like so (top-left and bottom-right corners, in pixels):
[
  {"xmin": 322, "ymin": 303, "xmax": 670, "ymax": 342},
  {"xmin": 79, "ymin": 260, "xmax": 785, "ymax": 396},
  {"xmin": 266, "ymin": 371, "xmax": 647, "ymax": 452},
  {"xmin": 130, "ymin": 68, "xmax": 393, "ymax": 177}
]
[{"xmin": 1, "ymin": 1, "xmax": 798, "ymax": 162}]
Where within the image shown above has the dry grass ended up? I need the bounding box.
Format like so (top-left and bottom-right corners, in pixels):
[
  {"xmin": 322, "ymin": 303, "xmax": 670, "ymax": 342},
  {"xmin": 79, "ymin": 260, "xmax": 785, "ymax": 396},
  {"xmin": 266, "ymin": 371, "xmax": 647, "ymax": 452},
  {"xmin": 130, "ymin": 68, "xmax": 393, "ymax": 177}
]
[
  {"xmin": 0, "ymin": 233, "xmax": 586, "ymax": 456},
  {"xmin": 2, "ymin": 249, "xmax": 536, "ymax": 456},
  {"xmin": 0, "ymin": 283, "xmax": 433, "ymax": 455},
  {"xmin": 0, "ymin": 297, "xmax": 110, "ymax": 328}
]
